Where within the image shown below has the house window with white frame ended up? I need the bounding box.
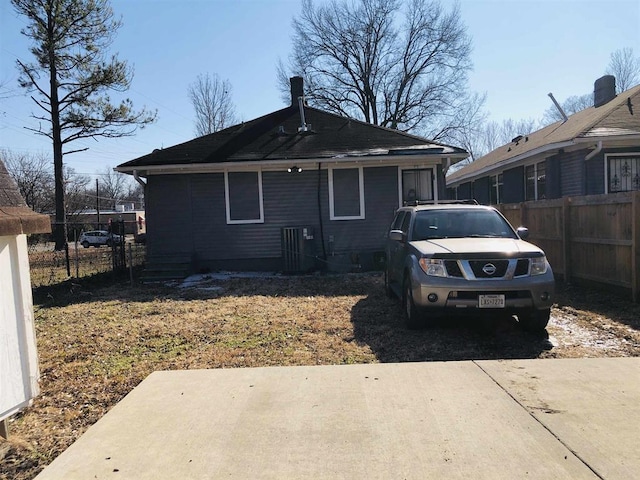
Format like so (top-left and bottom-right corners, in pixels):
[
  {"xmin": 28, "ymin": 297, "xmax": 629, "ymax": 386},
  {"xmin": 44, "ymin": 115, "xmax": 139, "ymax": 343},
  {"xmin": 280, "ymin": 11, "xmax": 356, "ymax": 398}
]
[
  {"xmin": 490, "ymin": 173, "xmax": 503, "ymax": 204},
  {"xmin": 608, "ymin": 155, "xmax": 640, "ymax": 192},
  {"xmin": 224, "ymin": 171, "xmax": 264, "ymax": 224},
  {"xmin": 401, "ymin": 168, "xmax": 433, "ymax": 205},
  {"xmin": 329, "ymin": 166, "xmax": 364, "ymax": 220},
  {"xmin": 525, "ymin": 161, "xmax": 546, "ymax": 201}
]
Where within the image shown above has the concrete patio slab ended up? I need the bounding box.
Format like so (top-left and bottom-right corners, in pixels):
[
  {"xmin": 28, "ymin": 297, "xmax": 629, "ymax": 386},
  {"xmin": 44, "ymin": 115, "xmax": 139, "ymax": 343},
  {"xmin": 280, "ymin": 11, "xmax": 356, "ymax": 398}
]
[
  {"xmin": 35, "ymin": 359, "xmax": 639, "ymax": 479},
  {"xmin": 477, "ymin": 357, "xmax": 640, "ymax": 480}
]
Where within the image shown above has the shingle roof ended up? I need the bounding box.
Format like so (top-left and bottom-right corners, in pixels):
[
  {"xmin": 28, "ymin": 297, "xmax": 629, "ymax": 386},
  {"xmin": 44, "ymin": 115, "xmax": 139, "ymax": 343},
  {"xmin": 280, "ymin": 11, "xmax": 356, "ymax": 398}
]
[
  {"xmin": 0, "ymin": 160, "xmax": 51, "ymax": 236},
  {"xmin": 447, "ymin": 83, "xmax": 640, "ymax": 184},
  {"xmin": 117, "ymin": 105, "xmax": 467, "ymax": 171}
]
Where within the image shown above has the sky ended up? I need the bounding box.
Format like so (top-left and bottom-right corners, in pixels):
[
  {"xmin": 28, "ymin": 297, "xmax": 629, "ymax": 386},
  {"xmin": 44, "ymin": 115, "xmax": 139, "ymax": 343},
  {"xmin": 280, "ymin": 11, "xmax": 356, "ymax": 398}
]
[{"xmin": 1, "ymin": 0, "xmax": 639, "ymax": 180}]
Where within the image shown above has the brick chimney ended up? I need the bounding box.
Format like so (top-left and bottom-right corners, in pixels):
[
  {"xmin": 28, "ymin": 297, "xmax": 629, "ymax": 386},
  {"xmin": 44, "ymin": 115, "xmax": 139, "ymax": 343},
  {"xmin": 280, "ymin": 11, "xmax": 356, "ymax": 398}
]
[
  {"xmin": 594, "ymin": 75, "xmax": 616, "ymax": 107},
  {"xmin": 290, "ymin": 76, "xmax": 304, "ymax": 106}
]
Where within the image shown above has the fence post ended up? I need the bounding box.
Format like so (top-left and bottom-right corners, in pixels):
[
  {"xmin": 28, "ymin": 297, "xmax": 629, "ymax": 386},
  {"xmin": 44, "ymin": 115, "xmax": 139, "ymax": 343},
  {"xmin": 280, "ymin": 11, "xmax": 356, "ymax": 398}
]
[
  {"xmin": 128, "ymin": 243, "xmax": 133, "ymax": 286},
  {"xmin": 632, "ymin": 191, "xmax": 639, "ymax": 303},
  {"xmin": 1, "ymin": 418, "xmax": 8, "ymax": 439},
  {"xmin": 562, "ymin": 196, "xmax": 572, "ymax": 284},
  {"xmin": 74, "ymin": 232, "xmax": 79, "ymax": 278}
]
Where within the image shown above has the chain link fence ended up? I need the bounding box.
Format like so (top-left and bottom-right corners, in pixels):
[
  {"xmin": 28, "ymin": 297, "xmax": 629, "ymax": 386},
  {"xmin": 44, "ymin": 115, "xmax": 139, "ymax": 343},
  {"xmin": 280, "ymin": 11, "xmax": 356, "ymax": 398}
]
[{"xmin": 28, "ymin": 240, "xmax": 146, "ymax": 288}]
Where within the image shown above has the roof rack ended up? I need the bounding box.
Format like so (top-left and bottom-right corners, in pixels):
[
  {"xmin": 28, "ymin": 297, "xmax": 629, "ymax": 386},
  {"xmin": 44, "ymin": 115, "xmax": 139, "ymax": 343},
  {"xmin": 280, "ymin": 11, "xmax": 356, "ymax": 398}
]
[{"xmin": 404, "ymin": 199, "xmax": 479, "ymax": 206}]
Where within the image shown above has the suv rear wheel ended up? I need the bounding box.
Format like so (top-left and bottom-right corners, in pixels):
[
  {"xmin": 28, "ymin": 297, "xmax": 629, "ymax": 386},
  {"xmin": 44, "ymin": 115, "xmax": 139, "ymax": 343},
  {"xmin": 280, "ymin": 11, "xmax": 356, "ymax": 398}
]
[
  {"xmin": 81, "ymin": 241, "xmax": 90, "ymax": 248},
  {"xmin": 518, "ymin": 308, "xmax": 550, "ymax": 332}
]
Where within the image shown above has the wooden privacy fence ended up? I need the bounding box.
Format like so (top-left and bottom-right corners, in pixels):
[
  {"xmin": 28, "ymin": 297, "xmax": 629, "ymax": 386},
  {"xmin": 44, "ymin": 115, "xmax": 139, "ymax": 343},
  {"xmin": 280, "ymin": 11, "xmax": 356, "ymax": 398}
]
[{"xmin": 496, "ymin": 191, "xmax": 640, "ymax": 303}]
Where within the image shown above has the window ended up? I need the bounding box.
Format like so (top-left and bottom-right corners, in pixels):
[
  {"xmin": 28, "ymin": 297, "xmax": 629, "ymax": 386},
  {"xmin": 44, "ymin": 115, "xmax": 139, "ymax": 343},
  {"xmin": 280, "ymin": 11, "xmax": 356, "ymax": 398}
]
[
  {"xmin": 400, "ymin": 211, "xmax": 411, "ymax": 234},
  {"xmin": 401, "ymin": 168, "xmax": 433, "ymax": 205},
  {"xmin": 537, "ymin": 162, "xmax": 546, "ymax": 199},
  {"xmin": 525, "ymin": 162, "xmax": 546, "ymax": 201},
  {"xmin": 607, "ymin": 155, "xmax": 640, "ymax": 192},
  {"xmin": 329, "ymin": 166, "xmax": 364, "ymax": 220},
  {"xmin": 490, "ymin": 174, "xmax": 503, "ymax": 204},
  {"xmin": 391, "ymin": 211, "xmax": 407, "ymax": 231},
  {"xmin": 224, "ymin": 171, "xmax": 264, "ymax": 224}
]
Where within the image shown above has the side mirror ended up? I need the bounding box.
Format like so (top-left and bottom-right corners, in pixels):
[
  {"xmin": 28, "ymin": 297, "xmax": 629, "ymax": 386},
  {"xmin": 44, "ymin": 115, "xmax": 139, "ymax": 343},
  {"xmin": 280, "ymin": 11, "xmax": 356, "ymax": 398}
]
[
  {"xmin": 388, "ymin": 230, "xmax": 405, "ymax": 242},
  {"xmin": 516, "ymin": 227, "xmax": 529, "ymax": 240}
]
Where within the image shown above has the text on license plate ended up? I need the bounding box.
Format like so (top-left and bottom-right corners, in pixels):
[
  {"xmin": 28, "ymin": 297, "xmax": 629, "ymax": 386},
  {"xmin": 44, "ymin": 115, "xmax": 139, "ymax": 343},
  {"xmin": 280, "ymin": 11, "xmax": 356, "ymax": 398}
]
[{"xmin": 478, "ymin": 294, "xmax": 505, "ymax": 308}]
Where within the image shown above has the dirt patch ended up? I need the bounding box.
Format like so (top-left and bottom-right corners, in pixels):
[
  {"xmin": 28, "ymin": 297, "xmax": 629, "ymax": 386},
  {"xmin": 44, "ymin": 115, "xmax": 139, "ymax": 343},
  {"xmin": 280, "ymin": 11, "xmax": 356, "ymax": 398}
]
[{"xmin": 1, "ymin": 274, "xmax": 639, "ymax": 479}]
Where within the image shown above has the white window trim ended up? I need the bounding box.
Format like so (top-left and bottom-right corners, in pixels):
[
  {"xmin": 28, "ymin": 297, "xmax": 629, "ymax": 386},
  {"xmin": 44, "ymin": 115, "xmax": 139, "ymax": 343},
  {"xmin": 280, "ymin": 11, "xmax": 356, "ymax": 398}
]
[
  {"xmin": 604, "ymin": 152, "xmax": 640, "ymax": 194},
  {"xmin": 397, "ymin": 166, "xmax": 437, "ymax": 207},
  {"xmin": 491, "ymin": 173, "xmax": 503, "ymax": 204},
  {"xmin": 524, "ymin": 162, "xmax": 545, "ymax": 200},
  {"xmin": 328, "ymin": 166, "xmax": 365, "ymax": 220},
  {"xmin": 224, "ymin": 170, "xmax": 265, "ymax": 224}
]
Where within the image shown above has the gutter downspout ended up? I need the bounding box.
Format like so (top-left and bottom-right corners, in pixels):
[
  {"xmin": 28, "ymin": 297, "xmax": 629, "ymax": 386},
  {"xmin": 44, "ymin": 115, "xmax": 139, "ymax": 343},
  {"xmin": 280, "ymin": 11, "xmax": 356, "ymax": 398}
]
[
  {"xmin": 316, "ymin": 162, "xmax": 327, "ymax": 269},
  {"xmin": 585, "ymin": 141, "xmax": 603, "ymax": 161},
  {"xmin": 133, "ymin": 170, "xmax": 146, "ymax": 187},
  {"xmin": 583, "ymin": 141, "xmax": 603, "ymax": 195}
]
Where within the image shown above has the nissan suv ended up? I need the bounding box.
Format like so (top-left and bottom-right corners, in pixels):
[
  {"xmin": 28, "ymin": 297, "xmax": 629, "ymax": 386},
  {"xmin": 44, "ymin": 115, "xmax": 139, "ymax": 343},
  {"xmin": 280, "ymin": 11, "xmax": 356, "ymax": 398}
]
[{"xmin": 385, "ymin": 202, "xmax": 554, "ymax": 331}]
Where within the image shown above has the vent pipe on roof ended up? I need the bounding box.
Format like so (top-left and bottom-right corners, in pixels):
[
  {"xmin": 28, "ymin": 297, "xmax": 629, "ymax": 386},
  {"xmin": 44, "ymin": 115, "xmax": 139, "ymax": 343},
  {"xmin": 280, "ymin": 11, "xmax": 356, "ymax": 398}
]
[
  {"xmin": 548, "ymin": 93, "xmax": 569, "ymax": 122},
  {"xmin": 290, "ymin": 76, "xmax": 309, "ymax": 133},
  {"xmin": 298, "ymin": 96, "xmax": 308, "ymax": 133}
]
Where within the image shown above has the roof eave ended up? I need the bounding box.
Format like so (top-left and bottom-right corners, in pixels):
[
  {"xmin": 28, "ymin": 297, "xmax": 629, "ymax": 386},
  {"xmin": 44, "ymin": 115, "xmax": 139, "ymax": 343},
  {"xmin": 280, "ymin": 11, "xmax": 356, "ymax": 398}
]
[
  {"xmin": 447, "ymin": 140, "xmax": 577, "ymax": 186},
  {"xmin": 116, "ymin": 152, "xmax": 469, "ymax": 176},
  {"xmin": 447, "ymin": 133, "xmax": 640, "ymax": 187}
]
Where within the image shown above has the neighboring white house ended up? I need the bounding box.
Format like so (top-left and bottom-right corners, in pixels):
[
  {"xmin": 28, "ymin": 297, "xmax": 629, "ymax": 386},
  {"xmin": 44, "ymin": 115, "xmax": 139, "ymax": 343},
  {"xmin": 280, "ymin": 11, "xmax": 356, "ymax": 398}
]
[{"xmin": 0, "ymin": 160, "xmax": 51, "ymax": 437}]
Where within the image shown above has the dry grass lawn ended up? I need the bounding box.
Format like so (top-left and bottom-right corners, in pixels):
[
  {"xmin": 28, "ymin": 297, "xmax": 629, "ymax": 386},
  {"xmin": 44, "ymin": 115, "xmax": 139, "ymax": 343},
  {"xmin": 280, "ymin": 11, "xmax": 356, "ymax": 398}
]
[
  {"xmin": 2, "ymin": 275, "xmax": 383, "ymax": 479},
  {"xmin": 1, "ymin": 273, "xmax": 639, "ymax": 479}
]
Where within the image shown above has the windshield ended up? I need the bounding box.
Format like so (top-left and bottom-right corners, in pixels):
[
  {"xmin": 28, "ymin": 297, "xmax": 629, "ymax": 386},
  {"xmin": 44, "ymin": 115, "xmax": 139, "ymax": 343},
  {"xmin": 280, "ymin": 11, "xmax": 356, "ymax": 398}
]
[{"xmin": 411, "ymin": 209, "xmax": 518, "ymax": 240}]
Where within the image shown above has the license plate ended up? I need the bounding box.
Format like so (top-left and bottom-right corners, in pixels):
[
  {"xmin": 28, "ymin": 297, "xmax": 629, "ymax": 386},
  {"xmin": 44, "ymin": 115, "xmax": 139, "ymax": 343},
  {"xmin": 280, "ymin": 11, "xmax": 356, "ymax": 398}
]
[{"xmin": 478, "ymin": 294, "xmax": 505, "ymax": 308}]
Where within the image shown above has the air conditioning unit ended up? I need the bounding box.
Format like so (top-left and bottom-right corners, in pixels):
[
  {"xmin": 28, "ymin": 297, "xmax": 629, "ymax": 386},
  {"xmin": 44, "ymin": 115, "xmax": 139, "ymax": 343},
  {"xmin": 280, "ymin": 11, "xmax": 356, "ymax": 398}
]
[{"xmin": 281, "ymin": 226, "xmax": 315, "ymax": 273}]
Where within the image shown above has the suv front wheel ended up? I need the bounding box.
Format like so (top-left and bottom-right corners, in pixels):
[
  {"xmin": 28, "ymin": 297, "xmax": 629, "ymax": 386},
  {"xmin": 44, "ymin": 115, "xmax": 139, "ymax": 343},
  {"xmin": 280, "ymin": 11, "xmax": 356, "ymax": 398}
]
[
  {"xmin": 402, "ymin": 275, "xmax": 423, "ymax": 330},
  {"xmin": 518, "ymin": 308, "xmax": 550, "ymax": 332}
]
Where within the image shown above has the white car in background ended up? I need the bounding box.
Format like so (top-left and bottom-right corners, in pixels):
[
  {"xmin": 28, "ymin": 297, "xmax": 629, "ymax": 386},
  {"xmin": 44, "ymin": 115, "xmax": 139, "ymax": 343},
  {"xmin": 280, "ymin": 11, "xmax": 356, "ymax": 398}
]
[{"xmin": 78, "ymin": 230, "xmax": 123, "ymax": 248}]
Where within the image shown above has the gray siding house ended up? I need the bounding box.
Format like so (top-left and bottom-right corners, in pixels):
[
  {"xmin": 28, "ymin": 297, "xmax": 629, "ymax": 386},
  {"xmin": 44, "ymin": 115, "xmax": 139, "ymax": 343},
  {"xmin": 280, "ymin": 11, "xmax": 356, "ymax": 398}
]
[
  {"xmin": 116, "ymin": 77, "xmax": 467, "ymax": 275},
  {"xmin": 447, "ymin": 76, "xmax": 640, "ymax": 203}
]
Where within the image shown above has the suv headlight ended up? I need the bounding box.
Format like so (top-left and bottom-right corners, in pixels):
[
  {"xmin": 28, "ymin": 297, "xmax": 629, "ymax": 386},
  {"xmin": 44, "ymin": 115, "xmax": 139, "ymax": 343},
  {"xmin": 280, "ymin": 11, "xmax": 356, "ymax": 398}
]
[
  {"xmin": 419, "ymin": 258, "xmax": 446, "ymax": 277},
  {"xmin": 530, "ymin": 256, "xmax": 548, "ymax": 275}
]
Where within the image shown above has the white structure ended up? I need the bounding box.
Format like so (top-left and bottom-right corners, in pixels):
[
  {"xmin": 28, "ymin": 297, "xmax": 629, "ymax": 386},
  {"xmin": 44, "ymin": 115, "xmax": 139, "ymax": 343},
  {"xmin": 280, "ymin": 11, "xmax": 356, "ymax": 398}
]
[{"xmin": 0, "ymin": 161, "xmax": 50, "ymax": 437}]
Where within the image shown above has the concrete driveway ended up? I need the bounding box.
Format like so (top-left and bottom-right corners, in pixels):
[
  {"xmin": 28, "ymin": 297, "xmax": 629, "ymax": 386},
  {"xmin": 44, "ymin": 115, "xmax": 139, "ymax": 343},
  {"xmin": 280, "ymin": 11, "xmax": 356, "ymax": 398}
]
[{"xmin": 36, "ymin": 357, "xmax": 640, "ymax": 479}]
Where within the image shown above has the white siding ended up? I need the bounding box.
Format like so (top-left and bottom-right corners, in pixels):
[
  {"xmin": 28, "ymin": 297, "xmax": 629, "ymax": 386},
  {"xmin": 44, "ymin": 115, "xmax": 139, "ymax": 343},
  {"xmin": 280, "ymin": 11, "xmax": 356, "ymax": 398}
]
[{"xmin": 0, "ymin": 234, "xmax": 39, "ymax": 421}]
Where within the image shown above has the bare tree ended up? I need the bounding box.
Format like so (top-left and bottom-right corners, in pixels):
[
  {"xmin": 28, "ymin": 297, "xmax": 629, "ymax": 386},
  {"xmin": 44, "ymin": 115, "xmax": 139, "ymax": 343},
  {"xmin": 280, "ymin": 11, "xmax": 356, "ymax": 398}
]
[
  {"xmin": 452, "ymin": 117, "xmax": 540, "ymax": 166},
  {"xmin": 2, "ymin": 147, "xmax": 94, "ymax": 214},
  {"xmin": 606, "ymin": 47, "xmax": 640, "ymax": 92},
  {"xmin": 12, "ymin": 0, "xmax": 156, "ymax": 249},
  {"xmin": 540, "ymin": 48, "xmax": 639, "ymax": 125},
  {"xmin": 2, "ymin": 148, "xmax": 55, "ymax": 213},
  {"xmin": 444, "ymin": 91, "xmax": 487, "ymax": 164},
  {"xmin": 281, "ymin": 0, "xmax": 478, "ymax": 141},
  {"xmin": 64, "ymin": 167, "xmax": 92, "ymax": 215},
  {"xmin": 97, "ymin": 166, "xmax": 131, "ymax": 210},
  {"xmin": 123, "ymin": 181, "xmax": 145, "ymax": 210},
  {"xmin": 188, "ymin": 73, "xmax": 237, "ymax": 136}
]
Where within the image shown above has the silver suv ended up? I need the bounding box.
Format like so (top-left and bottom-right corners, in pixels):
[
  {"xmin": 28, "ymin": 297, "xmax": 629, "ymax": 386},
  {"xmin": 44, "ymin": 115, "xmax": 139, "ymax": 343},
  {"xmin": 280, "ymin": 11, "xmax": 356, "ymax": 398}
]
[{"xmin": 385, "ymin": 202, "xmax": 554, "ymax": 330}]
